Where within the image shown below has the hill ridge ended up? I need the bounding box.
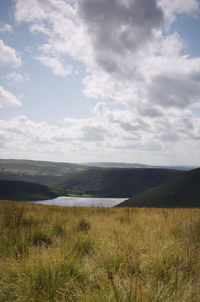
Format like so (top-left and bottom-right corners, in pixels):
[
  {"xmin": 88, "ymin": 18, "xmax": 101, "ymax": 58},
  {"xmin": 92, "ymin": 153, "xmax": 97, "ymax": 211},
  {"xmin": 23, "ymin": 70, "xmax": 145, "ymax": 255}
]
[{"xmin": 116, "ymin": 168, "xmax": 200, "ymax": 207}]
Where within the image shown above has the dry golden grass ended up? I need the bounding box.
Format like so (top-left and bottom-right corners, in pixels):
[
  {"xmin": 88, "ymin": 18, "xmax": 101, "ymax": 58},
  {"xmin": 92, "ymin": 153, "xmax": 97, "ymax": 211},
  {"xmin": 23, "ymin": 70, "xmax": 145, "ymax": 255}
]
[{"xmin": 0, "ymin": 201, "xmax": 199, "ymax": 301}]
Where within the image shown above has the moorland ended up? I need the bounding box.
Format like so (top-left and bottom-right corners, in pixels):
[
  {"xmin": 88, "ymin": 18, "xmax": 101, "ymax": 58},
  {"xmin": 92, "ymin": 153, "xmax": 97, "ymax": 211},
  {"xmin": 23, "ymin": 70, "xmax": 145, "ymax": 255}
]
[{"xmin": 0, "ymin": 201, "xmax": 199, "ymax": 302}]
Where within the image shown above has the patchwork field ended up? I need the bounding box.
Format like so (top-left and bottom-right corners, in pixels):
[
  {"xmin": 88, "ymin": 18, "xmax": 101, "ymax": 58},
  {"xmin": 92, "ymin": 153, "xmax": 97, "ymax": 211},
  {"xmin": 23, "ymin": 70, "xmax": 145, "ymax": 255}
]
[{"xmin": 0, "ymin": 201, "xmax": 199, "ymax": 302}]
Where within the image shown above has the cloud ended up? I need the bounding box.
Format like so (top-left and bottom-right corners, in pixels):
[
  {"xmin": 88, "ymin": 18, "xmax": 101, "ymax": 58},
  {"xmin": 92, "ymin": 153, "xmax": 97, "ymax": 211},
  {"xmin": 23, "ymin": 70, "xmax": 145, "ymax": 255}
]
[
  {"xmin": 30, "ymin": 23, "xmax": 51, "ymax": 35},
  {"xmin": 82, "ymin": 33, "xmax": 200, "ymax": 113},
  {"xmin": 77, "ymin": 0, "xmax": 164, "ymax": 73},
  {"xmin": 6, "ymin": 72, "xmax": 30, "ymax": 84},
  {"xmin": 159, "ymin": 0, "xmax": 199, "ymax": 23},
  {"xmin": 15, "ymin": 0, "xmax": 91, "ymax": 74},
  {"xmin": 13, "ymin": 0, "xmax": 200, "ymax": 91},
  {"xmin": 0, "ymin": 86, "xmax": 22, "ymax": 108},
  {"xmin": 15, "ymin": 0, "xmax": 75, "ymax": 23},
  {"xmin": 35, "ymin": 55, "xmax": 73, "ymax": 76},
  {"xmin": 148, "ymin": 69, "xmax": 200, "ymax": 109},
  {"xmin": 12, "ymin": 0, "xmax": 200, "ymax": 164},
  {"xmin": 0, "ymin": 24, "xmax": 13, "ymax": 33},
  {"xmin": 0, "ymin": 39, "xmax": 21, "ymax": 67},
  {"xmin": 15, "ymin": 0, "xmax": 94, "ymax": 67},
  {"xmin": 0, "ymin": 104, "xmax": 200, "ymax": 163},
  {"xmin": 81, "ymin": 126, "xmax": 105, "ymax": 142}
]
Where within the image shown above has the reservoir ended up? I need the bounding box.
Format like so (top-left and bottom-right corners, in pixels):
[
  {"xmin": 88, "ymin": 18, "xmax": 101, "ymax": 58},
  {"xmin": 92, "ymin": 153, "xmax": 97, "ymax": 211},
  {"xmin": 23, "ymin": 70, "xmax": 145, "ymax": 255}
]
[{"xmin": 33, "ymin": 196, "xmax": 127, "ymax": 207}]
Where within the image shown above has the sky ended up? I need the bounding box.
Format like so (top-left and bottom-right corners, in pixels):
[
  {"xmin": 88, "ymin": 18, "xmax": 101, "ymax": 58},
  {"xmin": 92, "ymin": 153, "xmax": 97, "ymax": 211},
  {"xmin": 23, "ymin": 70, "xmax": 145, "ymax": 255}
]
[{"xmin": 0, "ymin": 0, "xmax": 200, "ymax": 165}]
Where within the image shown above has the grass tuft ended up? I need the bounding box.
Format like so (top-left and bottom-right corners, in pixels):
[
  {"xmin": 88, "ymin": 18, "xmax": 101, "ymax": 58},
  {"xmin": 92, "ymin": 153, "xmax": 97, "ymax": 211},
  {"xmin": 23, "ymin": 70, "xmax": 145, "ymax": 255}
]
[
  {"xmin": 32, "ymin": 232, "xmax": 52, "ymax": 247},
  {"xmin": 76, "ymin": 218, "xmax": 91, "ymax": 232}
]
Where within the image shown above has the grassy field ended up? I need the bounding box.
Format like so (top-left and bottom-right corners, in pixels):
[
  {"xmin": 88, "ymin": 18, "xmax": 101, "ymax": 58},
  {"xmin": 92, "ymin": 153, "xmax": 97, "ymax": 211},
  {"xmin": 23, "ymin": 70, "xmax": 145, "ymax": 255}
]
[{"xmin": 0, "ymin": 201, "xmax": 199, "ymax": 302}]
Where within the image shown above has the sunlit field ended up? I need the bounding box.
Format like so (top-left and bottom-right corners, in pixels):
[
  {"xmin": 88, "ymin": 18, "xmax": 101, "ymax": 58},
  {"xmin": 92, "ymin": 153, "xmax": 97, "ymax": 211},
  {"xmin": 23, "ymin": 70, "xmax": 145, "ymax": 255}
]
[{"xmin": 0, "ymin": 200, "xmax": 199, "ymax": 302}]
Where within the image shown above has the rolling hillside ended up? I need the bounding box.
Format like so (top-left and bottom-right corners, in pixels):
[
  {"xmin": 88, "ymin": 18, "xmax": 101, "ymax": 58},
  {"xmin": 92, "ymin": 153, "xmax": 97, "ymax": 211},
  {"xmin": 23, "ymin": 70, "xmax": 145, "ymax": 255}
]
[
  {"xmin": 0, "ymin": 159, "xmax": 88, "ymax": 185},
  {"xmin": 117, "ymin": 168, "xmax": 200, "ymax": 207},
  {"xmin": 0, "ymin": 180, "xmax": 56, "ymax": 201},
  {"xmin": 57, "ymin": 167, "xmax": 184, "ymax": 197}
]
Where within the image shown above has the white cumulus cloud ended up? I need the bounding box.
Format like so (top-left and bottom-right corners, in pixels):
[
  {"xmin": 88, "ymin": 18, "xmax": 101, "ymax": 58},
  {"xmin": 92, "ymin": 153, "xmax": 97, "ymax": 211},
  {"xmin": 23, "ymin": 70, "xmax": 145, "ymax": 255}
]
[
  {"xmin": 35, "ymin": 55, "xmax": 72, "ymax": 76},
  {"xmin": 0, "ymin": 86, "xmax": 22, "ymax": 108},
  {"xmin": 6, "ymin": 72, "xmax": 30, "ymax": 84},
  {"xmin": 0, "ymin": 103, "xmax": 200, "ymax": 164},
  {"xmin": 0, "ymin": 23, "xmax": 13, "ymax": 33},
  {"xmin": 0, "ymin": 39, "xmax": 21, "ymax": 67}
]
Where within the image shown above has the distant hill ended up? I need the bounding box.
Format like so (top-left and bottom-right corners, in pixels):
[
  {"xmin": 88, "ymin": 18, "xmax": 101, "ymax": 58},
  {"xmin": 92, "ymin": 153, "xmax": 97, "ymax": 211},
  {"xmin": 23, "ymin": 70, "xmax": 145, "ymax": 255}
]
[
  {"xmin": 57, "ymin": 167, "xmax": 184, "ymax": 197},
  {"xmin": 116, "ymin": 168, "xmax": 200, "ymax": 207},
  {"xmin": 85, "ymin": 162, "xmax": 197, "ymax": 170},
  {"xmin": 0, "ymin": 159, "xmax": 195, "ymax": 188},
  {"xmin": 0, "ymin": 159, "xmax": 88, "ymax": 185},
  {"xmin": 85, "ymin": 162, "xmax": 151, "ymax": 168},
  {"xmin": 0, "ymin": 180, "xmax": 56, "ymax": 201}
]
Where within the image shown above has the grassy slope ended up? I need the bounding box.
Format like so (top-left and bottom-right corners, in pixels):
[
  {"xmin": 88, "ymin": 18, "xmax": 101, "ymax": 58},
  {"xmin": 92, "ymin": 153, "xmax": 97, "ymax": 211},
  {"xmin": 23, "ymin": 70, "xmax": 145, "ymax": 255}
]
[
  {"xmin": 57, "ymin": 167, "xmax": 184, "ymax": 197},
  {"xmin": 117, "ymin": 168, "xmax": 200, "ymax": 208},
  {"xmin": 0, "ymin": 201, "xmax": 199, "ymax": 302},
  {"xmin": 0, "ymin": 159, "xmax": 88, "ymax": 185},
  {"xmin": 0, "ymin": 180, "xmax": 56, "ymax": 201}
]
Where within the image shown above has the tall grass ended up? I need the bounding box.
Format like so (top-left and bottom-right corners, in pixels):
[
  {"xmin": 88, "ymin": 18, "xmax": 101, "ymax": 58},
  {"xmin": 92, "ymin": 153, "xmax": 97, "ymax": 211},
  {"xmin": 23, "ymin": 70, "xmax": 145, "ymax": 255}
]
[{"xmin": 0, "ymin": 200, "xmax": 199, "ymax": 301}]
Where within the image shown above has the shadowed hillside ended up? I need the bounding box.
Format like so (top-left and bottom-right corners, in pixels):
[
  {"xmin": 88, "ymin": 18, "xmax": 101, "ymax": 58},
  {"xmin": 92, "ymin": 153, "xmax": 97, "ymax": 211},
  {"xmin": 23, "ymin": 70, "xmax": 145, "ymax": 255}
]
[
  {"xmin": 117, "ymin": 168, "xmax": 200, "ymax": 207},
  {"xmin": 0, "ymin": 180, "xmax": 56, "ymax": 201},
  {"xmin": 57, "ymin": 167, "xmax": 184, "ymax": 197}
]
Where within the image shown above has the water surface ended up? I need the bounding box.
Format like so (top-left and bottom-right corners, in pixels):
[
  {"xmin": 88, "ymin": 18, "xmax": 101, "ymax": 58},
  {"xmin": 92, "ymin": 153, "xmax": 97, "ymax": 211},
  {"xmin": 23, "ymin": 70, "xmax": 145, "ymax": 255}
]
[{"xmin": 33, "ymin": 196, "xmax": 127, "ymax": 207}]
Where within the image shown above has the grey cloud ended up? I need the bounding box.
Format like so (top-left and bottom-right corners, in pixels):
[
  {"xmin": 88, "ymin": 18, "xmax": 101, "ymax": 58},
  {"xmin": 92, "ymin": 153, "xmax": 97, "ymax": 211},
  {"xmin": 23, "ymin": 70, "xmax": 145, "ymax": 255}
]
[
  {"xmin": 148, "ymin": 72, "xmax": 200, "ymax": 108},
  {"xmin": 81, "ymin": 126, "xmax": 105, "ymax": 142},
  {"xmin": 191, "ymin": 71, "xmax": 200, "ymax": 82},
  {"xmin": 103, "ymin": 108, "xmax": 151, "ymax": 133},
  {"xmin": 137, "ymin": 105, "xmax": 163, "ymax": 117},
  {"xmin": 77, "ymin": 0, "xmax": 164, "ymax": 73},
  {"xmin": 111, "ymin": 117, "xmax": 150, "ymax": 132},
  {"xmin": 120, "ymin": 121, "xmax": 142, "ymax": 132},
  {"xmin": 119, "ymin": 120, "xmax": 148, "ymax": 132},
  {"xmin": 190, "ymin": 134, "xmax": 200, "ymax": 140},
  {"xmin": 158, "ymin": 132, "xmax": 180, "ymax": 142},
  {"xmin": 181, "ymin": 118, "xmax": 193, "ymax": 130}
]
